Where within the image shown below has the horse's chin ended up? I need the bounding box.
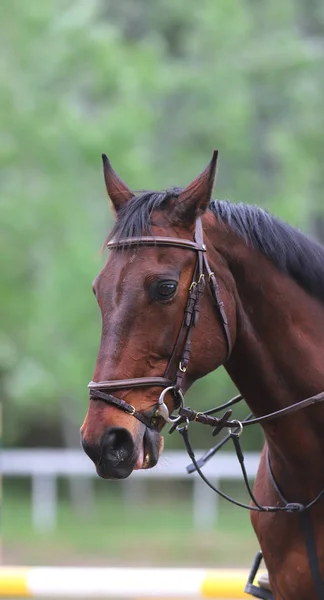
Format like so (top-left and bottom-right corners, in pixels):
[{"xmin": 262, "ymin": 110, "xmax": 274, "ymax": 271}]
[{"xmin": 134, "ymin": 428, "xmax": 163, "ymax": 470}]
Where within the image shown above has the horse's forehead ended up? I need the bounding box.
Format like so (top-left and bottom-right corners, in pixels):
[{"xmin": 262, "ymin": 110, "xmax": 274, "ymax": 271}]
[
  {"xmin": 98, "ymin": 246, "xmax": 196, "ymax": 304},
  {"xmin": 98, "ymin": 251, "xmax": 138, "ymax": 285},
  {"xmin": 97, "ymin": 248, "xmax": 161, "ymax": 287}
]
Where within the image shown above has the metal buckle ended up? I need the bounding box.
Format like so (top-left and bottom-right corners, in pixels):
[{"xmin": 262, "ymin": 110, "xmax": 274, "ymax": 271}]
[{"xmin": 194, "ymin": 411, "xmax": 203, "ymax": 422}]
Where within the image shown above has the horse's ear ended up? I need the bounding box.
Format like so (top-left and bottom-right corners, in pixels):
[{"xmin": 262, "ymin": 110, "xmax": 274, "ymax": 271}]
[
  {"xmin": 173, "ymin": 150, "xmax": 218, "ymax": 223},
  {"xmin": 102, "ymin": 154, "xmax": 134, "ymax": 213}
]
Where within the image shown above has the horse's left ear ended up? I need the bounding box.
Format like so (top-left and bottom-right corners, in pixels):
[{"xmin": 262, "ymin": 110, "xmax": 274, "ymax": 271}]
[{"xmin": 173, "ymin": 150, "xmax": 218, "ymax": 223}]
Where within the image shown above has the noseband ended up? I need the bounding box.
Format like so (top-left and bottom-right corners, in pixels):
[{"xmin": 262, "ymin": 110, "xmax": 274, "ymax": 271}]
[{"xmin": 88, "ymin": 218, "xmax": 232, "ymax": 429}]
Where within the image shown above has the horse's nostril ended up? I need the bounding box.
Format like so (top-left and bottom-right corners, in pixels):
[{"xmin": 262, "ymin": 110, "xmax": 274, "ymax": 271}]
[
  {"xmin": 103, "ymin": 427, "xmax": 133, "ymax": 453},
  {"xmin": 106, "ymin": 447, "xmax": 127, "ymax": 466},
  {"xmin": 82, "ymin": 427, "xmax": 136, "ymax": 479},
  {"xmin": 103, "ymin": 431, "xmax": 128, "ymax": 466},
  {"xmin": 100, "ymin": 427, "xmax": 135, "ymax": 473}
]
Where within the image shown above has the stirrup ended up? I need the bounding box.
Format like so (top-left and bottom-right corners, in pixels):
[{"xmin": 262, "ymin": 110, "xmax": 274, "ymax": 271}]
[{"xmin": 244, "ymin": 551, "xmax": 273, "ymax": 600}]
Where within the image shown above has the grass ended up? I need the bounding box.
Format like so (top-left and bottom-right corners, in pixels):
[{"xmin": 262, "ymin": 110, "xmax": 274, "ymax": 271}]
[{"xmin": 3, "ymin": 479, "xmax": 260, "ymax": 568}]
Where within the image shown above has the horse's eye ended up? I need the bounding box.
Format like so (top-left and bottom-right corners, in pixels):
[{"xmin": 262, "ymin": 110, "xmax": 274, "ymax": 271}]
[{"xmin": 156, "ymin": 280, "xmax": 178, "ymax": 300}]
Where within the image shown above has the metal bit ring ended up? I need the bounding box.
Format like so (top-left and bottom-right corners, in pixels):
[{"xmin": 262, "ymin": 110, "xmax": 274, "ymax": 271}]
[{"xmin": 156, "ymin": 386, "xmax": 184, "ymax": 423}]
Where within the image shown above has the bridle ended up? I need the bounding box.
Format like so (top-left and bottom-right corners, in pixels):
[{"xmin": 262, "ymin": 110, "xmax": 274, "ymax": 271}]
[
  {"xmin": 88, "ymin": 217, "xmax": 233, "ymax": 429},
  {"xmin": 88, "ymin": 217, "xmax": 324, "ymax": 435},
  {"xmin": 88, "ymin": 215, "xmax": 324, "ymax": 515}
]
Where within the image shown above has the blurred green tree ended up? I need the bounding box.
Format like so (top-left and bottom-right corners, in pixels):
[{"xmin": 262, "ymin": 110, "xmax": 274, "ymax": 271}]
[{"xmin": 1, "ymin": 0, "xmax": 323, "ymax": 450}]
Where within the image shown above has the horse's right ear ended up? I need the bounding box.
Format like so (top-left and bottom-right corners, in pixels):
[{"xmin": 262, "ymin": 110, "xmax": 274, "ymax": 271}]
[
  {"xmin": 102, "ymin": 154, "xmax": 134, "ymax": 213},
  {"xmin": 171, "ymin": 151, "xmax": 218, "ymax": 225}
]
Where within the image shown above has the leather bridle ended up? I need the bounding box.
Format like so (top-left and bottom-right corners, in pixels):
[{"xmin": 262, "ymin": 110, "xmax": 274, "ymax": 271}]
[
  {"xmin": 88, "ymin": 215, "xmax": 324, "ymax": 515},
  {"xmin": 88, "ymin": 217, "xmax": 324, "ymax": 435},
  {"xmin": 88, "ymin": 217, "xmax": 232, "ymax": 429}
]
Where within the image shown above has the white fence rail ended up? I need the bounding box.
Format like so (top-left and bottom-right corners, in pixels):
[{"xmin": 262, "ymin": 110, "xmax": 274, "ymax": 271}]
[{"xmin": 1, "ymin": 449, "xmax": 260, "ymax": 532}]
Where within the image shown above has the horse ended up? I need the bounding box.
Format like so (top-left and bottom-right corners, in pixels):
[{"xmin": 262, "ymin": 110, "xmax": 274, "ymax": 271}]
[{"xmin": 81, "ymin": 151, "xmax": 324, "ymax": 599}]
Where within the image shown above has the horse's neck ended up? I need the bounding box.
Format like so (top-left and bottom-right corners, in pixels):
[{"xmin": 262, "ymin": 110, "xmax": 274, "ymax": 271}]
[{"xmin": 215, "ymin": 226, "xmax": 324, "ymax": 460}]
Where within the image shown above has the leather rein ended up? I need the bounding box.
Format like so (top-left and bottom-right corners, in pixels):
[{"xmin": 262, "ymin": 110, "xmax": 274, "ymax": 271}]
[{"xmin": 88, "ymin": 217, "xmax": 324, "ymax": 514}]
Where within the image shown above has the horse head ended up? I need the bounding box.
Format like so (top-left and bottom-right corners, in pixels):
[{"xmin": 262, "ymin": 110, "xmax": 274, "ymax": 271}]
[{"xmin": 80, "ymin": 153, "xmax": 237, "ymax": 478}]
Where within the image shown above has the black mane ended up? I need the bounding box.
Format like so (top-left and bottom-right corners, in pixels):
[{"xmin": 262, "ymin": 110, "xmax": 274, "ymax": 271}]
[
  {"xmin": 211, "ymin": 200, "xmax": 324, "ymax": 300},
  {"xmin": 108, "ymin": 189, "xmax": 324, "ymax": 300}
]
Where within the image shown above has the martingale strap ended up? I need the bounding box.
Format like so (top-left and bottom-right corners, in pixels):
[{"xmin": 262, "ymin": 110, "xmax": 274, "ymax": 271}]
[
  {"xmin": 177, "ymin": 390, "xmax": 324, "ymax": 517},
  {"xmin": 177, "ymin": 413, "xmax": 324, "ymax": 515}
]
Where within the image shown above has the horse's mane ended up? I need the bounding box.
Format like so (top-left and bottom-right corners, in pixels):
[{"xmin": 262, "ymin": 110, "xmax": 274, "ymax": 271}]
[
  {"xmin": 211, "ymin": 200, "xmax": 324, "ymax": 300},
  {"xmin": 108, "ymin": 189, "xmax": 324, "ymax": 300}
]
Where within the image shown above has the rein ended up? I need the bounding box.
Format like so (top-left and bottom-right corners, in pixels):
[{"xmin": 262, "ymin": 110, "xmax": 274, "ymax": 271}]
[
  {"xmin": 178, "ymin": 394, "xmax": 324, "ymax": 514},
  {"xmin": 88, "ymin": 217, "xmax": 324, "ymax": 514}
]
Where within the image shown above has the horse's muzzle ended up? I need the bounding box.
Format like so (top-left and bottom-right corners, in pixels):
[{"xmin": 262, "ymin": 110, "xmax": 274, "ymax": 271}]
[
  {"xmin": 82, "ymin": 426, "xmax": 161, "ymax": 479},
  {"xmin": 81, "ymin": 427, "xmax": 134, "ymax": 479}
]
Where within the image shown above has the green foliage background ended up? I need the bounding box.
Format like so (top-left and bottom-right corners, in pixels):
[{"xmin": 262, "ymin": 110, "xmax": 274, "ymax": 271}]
[{"xmin": 2, "ymin": 0, "xmax": 324, "ymax": 448}]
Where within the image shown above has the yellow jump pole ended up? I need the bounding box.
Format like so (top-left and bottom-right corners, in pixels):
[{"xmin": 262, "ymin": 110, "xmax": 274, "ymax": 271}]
[{"xmin": 0, "ymin": 567, "xmax": 260, "ymax": 598}]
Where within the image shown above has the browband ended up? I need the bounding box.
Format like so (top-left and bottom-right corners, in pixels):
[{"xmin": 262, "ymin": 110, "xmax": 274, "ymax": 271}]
[{"xmin": 107, "ymin": 236, "xmax": 206, "ymax": 252}]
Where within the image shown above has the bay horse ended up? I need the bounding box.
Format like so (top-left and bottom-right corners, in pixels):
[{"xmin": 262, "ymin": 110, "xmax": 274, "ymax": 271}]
[{"xmin": 81, "ymin": 152, "xmax": 324, "ymax": 599}]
